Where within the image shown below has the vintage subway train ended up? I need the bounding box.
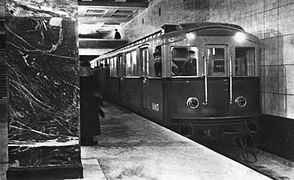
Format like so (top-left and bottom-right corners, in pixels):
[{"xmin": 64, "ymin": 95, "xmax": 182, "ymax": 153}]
[{"xmin": 92, "ymin": 22, "xmax": 260, "ymax": 148}]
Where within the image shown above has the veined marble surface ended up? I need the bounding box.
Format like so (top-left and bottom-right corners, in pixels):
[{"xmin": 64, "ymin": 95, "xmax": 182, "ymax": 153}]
[
  {"xmin": 6, "ymin": 0, "xmax": 77, "ymax": 19},
  {"xmin": 6, "ymin": 16, "xmax": 79, "ymax": 143}
]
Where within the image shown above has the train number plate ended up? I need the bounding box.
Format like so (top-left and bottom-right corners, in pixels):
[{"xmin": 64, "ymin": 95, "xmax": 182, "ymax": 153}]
[{"xmin": 152, "ymin": 103, "xmax": 159, "ymax": 111}]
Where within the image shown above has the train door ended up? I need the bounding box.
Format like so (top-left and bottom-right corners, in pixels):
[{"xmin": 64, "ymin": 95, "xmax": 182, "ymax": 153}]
[
  {"xmin": 140, "ymin": 47, "xmax": 149, "ymax": 109},
  {"xmin": 204, "ymin": 45, "xmax": 230, "ymax": 115},
  {"xmin": 231, "ymin": 47, "xmax": 260, "ymax": 116}
]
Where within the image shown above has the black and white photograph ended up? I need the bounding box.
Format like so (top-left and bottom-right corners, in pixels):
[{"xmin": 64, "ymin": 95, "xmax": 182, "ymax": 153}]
[{"xmin": 0, "ymin": 0, "xmax": 294, "ymax": 179}]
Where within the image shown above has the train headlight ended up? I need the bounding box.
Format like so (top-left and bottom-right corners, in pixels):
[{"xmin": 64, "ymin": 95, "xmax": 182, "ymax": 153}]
[
  {"xmin": 235, "ymin": 96, "xmax": 247, "ymax": 108},
  {"xmin": 234, "ymin": 32, "xmax": 246, "ymax": 43},
  {"xmin": 186, "ymin": 32, "xmax": 196, "ymax": 41},
  {"xmin": 186, "ymin": 97, "xmax": 199, "ymax": 109}
]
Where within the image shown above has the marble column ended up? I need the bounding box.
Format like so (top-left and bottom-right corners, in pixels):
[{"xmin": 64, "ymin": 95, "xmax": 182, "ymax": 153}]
[
  {"xmin": 0, "ymin": 0, "xmax": 7, "ymax": 179},
  {"xmin": 5, "ymin": 0, "xmax": 82, "ymax": 179}
]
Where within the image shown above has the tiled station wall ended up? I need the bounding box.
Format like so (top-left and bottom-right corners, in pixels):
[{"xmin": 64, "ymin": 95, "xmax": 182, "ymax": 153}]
[
  {"xmin": 207, "ymin": 0, "xmax": 294, "ymax": 160},
  {"xmin": 121, "ymin": 0, "xmax": 294, "ymax": 160},
  {"xmin": 207, "ymin": 0, "xmax": 294, "ymax": 119},
  {"xmin": 0, "ymin": 0, "xmax": 7, "ymax": 179},
  {"xmin": 121, "ymin": 0, "xmax": 209, "ymax": 42}
]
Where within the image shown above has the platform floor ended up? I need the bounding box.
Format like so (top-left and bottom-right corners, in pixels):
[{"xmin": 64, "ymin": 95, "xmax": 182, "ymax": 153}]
[{"xmin": 76, "ymin": 102, "xmax": 275, "ymax": 180}]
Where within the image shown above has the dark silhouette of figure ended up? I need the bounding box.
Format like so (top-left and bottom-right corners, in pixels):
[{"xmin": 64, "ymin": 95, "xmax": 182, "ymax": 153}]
[
  {"xmin": 86, "ymin": 91, "xmax": 104, "ymax": 137},
  {"xmin": 80, "ymin": 62, "xmax": 104, "ymax": 146},
  {"xmin": 153, "ymin": 51, "xmax": 162, "ymax": 77},
  {"xmin": 182, "ymin": 50, "xmax": 197, "ymax": 76},
  {"xmin": 114, "ymin": 29, "xmax": 121, "ymax": 39}
]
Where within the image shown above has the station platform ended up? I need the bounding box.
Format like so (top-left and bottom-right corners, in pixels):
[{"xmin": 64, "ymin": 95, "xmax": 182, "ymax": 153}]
[{"xmin": 79, "ymin": 102, "xmax": 272, "ymax": 180}]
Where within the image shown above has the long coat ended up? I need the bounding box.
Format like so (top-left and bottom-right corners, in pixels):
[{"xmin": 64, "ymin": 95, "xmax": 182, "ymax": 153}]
[{"xmin": 80, "ymin": 75, "xmax": 103, "ymax": 139}]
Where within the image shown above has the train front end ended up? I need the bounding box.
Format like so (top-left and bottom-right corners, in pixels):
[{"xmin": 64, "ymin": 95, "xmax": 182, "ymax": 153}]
[{"xmin": 164, "ymin": 24, "xmax": 260, "ymax": 142}]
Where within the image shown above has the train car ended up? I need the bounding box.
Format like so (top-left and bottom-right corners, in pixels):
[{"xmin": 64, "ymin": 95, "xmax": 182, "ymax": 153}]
[{"xmin": 93, "ymin": 22, "xmax": 260, "ymax": 153}]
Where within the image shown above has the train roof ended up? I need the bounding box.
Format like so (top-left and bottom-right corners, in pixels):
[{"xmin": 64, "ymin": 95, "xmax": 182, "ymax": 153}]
[
  {"xmin": 162, "ymin": 22, "xmax": 244, "ymax": 34},
  {"xmin": 160, "ymin": 22, "xmax": 245, "ymax": 38},
  {"xmin": 178, "ymin": 22, "xmax": 244, "ymax": 32},
  {"xmin": 97, "ymin": 22, "xmax": 253, "ymax": 60}
]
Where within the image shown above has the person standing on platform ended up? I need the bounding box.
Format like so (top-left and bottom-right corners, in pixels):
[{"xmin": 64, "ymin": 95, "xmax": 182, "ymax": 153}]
[
  {"xmin": 114, "ymin": 29, "xmax": 121, "ymax": 39},
  {"xmin": 87, "ymin": 91, "xmax": 104, "ymax": 138},
  {"xmin": 80, "ymin": 62, "xmax": 104, "ymax": 146}
]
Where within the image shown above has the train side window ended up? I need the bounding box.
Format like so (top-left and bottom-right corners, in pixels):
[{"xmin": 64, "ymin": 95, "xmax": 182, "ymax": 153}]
[
  {"xmin": 99, "ymin": 59, "xmax": 104, "ymax": 67},
  {"xmin": 109, "ymin": 57, "xmax": 113, "ymax": 76},
  {"xmin": 105, "ymin": 58, "xmax": 109, "ymax": 67},
  {"xmin": 109, "ymin": 57, "xmax": 118, "ymax": 77},
  {"xmin": 235, "ymin": 47, "xmax": 255, "ymax": 76},
  {"xmin": 94, "ymin": 61, "xmax": 98, "ymax": 68},
  {"xmin": 125, "ymin": 50, "xmax": 139, "ymax": 77},
  {"xmin": 131, "ymin": 51, "xmax": 139, "ymax": 76},
  {"xmin": 117, "ymin": 55, "xmax": 122, "ymax": 76},
  {"xmin": 125, "ymin": 52, "xmax": 132, "ymax": 76},
  {"xmin": 171, "ymin": 47, "xmax": 187, "ymax": 76},
  {"xmin": 152, "ymin": 45, "xmax": 162, "ymax": 77},
  {"xmin": 140, "ymin": 48, "xmax": 149, "ymax": 76},
  {"xmin": 207, "ymin": 47, "xmax": 226, "ymax": 76},
  {"xmin": 121, "ymin": 55, "xmax": 126, "ymax": 76},
  {"xmin": 90, "ymin": 60, "xmax": 96, "ymax": 69},
  {"xmin": 104, "ymin": 58, "xmax": 110, "ymax": 76},
  {"xmin": 171, "ymin": 47, "xmax": 198, "ymax": 76}
]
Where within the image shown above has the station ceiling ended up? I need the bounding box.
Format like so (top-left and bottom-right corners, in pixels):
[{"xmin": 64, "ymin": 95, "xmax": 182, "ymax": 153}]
[{"xmin": 78, "ymin": 0, "xmax": 149, "ymax": 39}]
